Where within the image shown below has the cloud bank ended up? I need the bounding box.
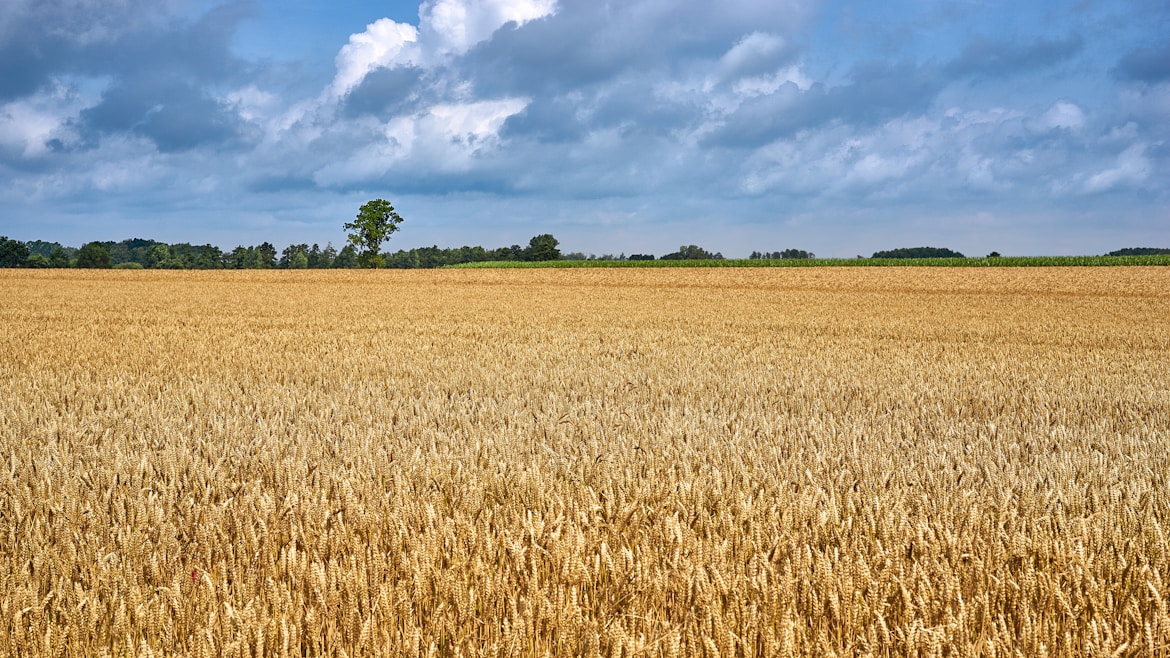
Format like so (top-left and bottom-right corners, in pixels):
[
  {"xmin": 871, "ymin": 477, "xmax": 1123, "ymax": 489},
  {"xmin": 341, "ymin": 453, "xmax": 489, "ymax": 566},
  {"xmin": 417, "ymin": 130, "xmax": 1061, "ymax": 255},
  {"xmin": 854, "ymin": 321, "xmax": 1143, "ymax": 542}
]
[{"xmin": 0, "ymin": 0, "xmax": 1167, "ymax": 256}]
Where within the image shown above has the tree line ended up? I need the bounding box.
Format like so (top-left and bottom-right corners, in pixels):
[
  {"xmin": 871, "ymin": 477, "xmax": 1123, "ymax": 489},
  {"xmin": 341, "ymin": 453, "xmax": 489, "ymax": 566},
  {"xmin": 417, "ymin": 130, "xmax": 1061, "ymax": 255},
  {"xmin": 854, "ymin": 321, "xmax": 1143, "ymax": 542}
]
[
  {"xmin": 870, "ymin": 246, "xmax": 966, "ymax": 259},
  {"xmin": 0, "ymin": 235, "xmax": 572, "ymax": 269},
  {"xmin": 867, "ymin": 247, "xmax": 1170, "ymax": 259},
  {"xmin": 750, "ymin": 249, "xmax": 815, "ymax": 259},
  {"xmin": 0, "ymin": 235, "xmax": 764, "ymax": 269},
  {"xmin": 0, "ymin": 205, "xmax": 956, "ymax": 269},
  {"xmin": 5, "ymin": 235, "xmax": 1167, "ymax": 270}
]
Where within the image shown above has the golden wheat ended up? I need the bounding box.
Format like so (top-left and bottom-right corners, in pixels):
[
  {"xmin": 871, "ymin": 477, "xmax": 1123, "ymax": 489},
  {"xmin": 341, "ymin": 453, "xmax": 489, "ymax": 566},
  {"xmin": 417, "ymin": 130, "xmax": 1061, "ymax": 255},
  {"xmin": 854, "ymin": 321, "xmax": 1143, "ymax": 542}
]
[{"xmin": 1, "ymin": 267, "xmax": 1168, "ymax": 656}]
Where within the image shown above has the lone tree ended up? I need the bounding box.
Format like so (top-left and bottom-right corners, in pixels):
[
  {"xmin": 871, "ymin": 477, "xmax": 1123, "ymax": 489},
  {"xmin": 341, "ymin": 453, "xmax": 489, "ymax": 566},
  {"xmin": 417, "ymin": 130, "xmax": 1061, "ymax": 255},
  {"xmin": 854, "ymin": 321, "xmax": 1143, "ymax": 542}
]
[
  {"xmin": 345, "ymin": 199, "xmax": 404, "ymax": 268},
  {"xmin": 524, "ymin": 234, "xmax": 561, "ymax": 261}
]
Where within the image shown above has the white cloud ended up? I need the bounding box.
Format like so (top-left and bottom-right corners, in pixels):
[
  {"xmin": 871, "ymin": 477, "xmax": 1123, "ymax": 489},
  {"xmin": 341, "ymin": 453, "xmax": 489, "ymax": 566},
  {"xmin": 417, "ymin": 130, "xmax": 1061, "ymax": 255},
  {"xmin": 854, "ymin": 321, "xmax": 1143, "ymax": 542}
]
[
  {"xmin": 955, "ymin": 154, "xmax": 997, "ymax": 190},
  {"xmin": 1083, "ymin": 144, "xmax": 1151, "ymax": 193},
  {"xmin": 428, "ymin": 98, "xmax": 527, "ymax": 143},
  {"xmin": 1031, "ymin": 101, "xmax": 1085, "ymax": 132},
  {"xmin": 223, "ymin": 85, "xmax": 279, "ymax": 123},
  {"xmin": 309, "ymin": 1, "xmax": 558, "ymax": 188},
  {"xmin": 943, "ymin": 106, "xmax": 1024, "ymax": 129},
  {"xmin": 0, "ymin": 84, "xmax": 92, "ymax": 157},
  {"xmin": 696, "ymin": 31, "xmax": 809, "ymax": 113},
  {"xmin": 0, "ymin": 101, "xmax": 63, "ymax": 158},
  {"xmin": 738, "ymin": 66, "xmax": 812, "ymax": 95},
  {"xmin": 393, "ymin": 97, "xmax": 529, "ymax": 170},
  {"xmin": 313, "ymin": 97, "xmax": 528, "ymax": 186},
  {"xmin": 716, "ymin": 32, "xmax": 787, "ymax": 81},
  {"xmin": 420, "ymin": 0, "xmax": 557, "ymax": 57},
  {"xmin": 740, "ymin": 117, "xmax": 941, "ymax": 196},
  {"xmin": 330, "ymin": 0, "xmax": 557, "ymax": 99},
  {"xmin": 331, "ymin": 18, "xmax": 422, "ymax": 98}
]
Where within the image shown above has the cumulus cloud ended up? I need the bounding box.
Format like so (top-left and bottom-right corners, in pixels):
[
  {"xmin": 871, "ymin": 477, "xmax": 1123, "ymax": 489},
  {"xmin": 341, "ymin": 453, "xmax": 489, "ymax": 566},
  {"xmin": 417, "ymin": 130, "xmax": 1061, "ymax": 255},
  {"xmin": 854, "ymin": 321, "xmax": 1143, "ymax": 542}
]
[
  {"xmin": 331, "ymin": 19, "xmax": 422, "ymax": 98},
  {"xmin": 740, "ymin": 118, "xmax": 937, "ymax": 197},
  {"xmin": 330, "ymin": 0, "xmax": 557, "ymax": 98},
  {"xmin": 313, "ymin": 97, "xmax": 528, "ymax": 187},
  {"xmin": 0, "ymin": 84, "xmax": 91, "ymax": 159},
  {"xmin": 704, "ymin": 61, "xmax": 943, "ymax": 148},
  {"xmin": 1031, "ymin": 101, "xmax": 1085, "ymax": 132},
  {"xmin": 224, "ymin": 85, "xmax": 281, "ymax": 123},
  {"xmin": 301, "ymin": 0, "xmax": 562, "ymax": 188},
  {"xmin": 734, "ymin": 96, "xmax": 1155, "ymax": 209},
  {"xmin": 1083, "ymin": 144, "xmax": 1151, "ymax": 194},
  {"xmin": 420, "ymin": 0, "xmax": 557, "ymax": 57}
]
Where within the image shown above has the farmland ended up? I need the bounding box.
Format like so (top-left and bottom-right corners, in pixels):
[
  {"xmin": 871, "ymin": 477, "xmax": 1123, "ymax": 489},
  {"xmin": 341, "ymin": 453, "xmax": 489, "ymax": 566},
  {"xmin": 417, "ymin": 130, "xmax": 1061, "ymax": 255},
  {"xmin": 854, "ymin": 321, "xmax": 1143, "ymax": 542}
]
[
  {"xmin": 1, "ymin": 267, "xmax": 1168, "ymax": 656},
  {"xmin": 450, "ymin": 254, "xmax": 1170, "ymax": 268}
]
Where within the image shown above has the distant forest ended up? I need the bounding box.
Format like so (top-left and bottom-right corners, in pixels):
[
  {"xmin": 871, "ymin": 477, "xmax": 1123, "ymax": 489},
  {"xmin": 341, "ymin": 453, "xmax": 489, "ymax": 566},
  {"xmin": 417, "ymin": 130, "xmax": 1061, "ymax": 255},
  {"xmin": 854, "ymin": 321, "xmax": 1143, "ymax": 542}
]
[
  {"xmin": 0, "ymin": 236, "xmax": 742, "ymax": 269},
  {"xmin": 0, "ymin": 236, "xmax": 1166, "ymax": 269}
]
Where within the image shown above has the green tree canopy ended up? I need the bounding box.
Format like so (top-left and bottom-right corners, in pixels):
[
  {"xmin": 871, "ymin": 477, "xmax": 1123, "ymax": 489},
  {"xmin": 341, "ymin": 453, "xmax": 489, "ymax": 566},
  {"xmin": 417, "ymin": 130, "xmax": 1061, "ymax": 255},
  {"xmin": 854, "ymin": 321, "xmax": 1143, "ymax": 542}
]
[
  {"xmin": 1105, "ymin": 247, "xmax": 1170, "ymax": 256},
  {"xmin": 333, "ymin": 244, "xmax": 359, "ymax": 268},
  {"xmin": 872, "ymin": 246, "xmax": 965, "ymax": 259},
  {"xmin": 750, "ymin": 249, "xmax": 814, "ymax": 259},
  {"xmin": 345, "ymin": 199, "xmax": 404, "ymax": 268},
  {"xmin": 49, "ymin": 247, "xmax": 72, "ymax": 268},
  {"xmin": 25, "ymin": 240, "xmax": 64, "ymax": 258},
  {"xmin": 661, "ymin": 245, "xmax": 723, "ymax": 260},
  {"xmin": 524, "ymin": 234, "xmax": 561, "ymax": 261},
  {"xmin": 76, "ymin": 242, "xmax": 112, "ymax": 268},
  {"xmin": 0, "ymin": 236, "xmax": 30, "ymax": 267}
]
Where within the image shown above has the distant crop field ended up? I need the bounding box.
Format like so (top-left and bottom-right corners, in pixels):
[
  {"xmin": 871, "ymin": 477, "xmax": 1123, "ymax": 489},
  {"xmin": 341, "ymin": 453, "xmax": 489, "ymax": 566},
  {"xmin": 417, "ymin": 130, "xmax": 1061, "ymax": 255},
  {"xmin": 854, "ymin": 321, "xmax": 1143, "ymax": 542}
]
[
  {"xmin": 450, "ymin": 254, "xmax": 1170, "ymax": 268},
  {"xmin": 2, "ymin": 268, "xmax": 1168, "ymax": 657}
]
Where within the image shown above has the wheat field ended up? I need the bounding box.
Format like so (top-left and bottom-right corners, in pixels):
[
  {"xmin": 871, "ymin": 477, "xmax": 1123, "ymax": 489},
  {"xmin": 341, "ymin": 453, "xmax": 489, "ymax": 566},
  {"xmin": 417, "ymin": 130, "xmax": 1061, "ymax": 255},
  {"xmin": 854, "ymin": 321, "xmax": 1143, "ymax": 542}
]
[{"xmin": 1, "ymin": 267, "xmax": 1168, "ymax": 657}]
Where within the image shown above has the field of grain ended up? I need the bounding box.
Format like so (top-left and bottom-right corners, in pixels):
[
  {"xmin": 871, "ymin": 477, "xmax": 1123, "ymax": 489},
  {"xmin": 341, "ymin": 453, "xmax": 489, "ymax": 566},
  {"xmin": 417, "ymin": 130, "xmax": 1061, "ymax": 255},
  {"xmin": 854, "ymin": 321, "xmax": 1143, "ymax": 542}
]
[{"xmin": 1, "ymin": 267, "xmax": 1168, "ymax": 657}]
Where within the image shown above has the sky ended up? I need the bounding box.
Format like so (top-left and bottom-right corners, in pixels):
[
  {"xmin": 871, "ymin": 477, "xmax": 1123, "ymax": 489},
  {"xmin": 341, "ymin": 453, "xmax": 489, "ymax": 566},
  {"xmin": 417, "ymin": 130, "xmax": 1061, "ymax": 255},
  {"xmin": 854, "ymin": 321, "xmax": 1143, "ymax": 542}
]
[{"xmin": 0, "ymin": 0, "xmax": 1167, "ymax": 258}]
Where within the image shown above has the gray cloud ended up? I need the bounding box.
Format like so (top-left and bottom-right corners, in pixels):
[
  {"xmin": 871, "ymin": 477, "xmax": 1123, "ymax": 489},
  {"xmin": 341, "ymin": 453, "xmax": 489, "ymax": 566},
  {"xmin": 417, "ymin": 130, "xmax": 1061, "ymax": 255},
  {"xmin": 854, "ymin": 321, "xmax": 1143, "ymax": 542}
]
[
  {"xmin": 711, "ymin": 32, "xmax": 799, "ymax": 87},
  {"xmin": 0, "ymin": 0, "xmax": 206, "ymax": 100},
  {"xmin": 77, "ymin": 3, "xmax": 259, "ymax": 151},
  {"xmin": 342, "ymin": 66, "xmax": 426, "ymax": 118},
  {"xmin": 461, "ymin": 4, "xmax": 624, "ymax": 95},
  {"xmin": 0, "ymin": 32, "xmax": 74, "ymax": 102},
  {"xmin": 79, "ymin": 80, "xmax": 247, "ymax": 152},
  {"xmin": 464, "ymin": 0, "xmax": 810, "ymax": 97},
  {"xmin": 705, "ymin": 61, "xmax": 943, "ymax": 148},
  {"xmin": 500, "ymin": 96, "xmax": 590, "ymax": 143},
  {"xmin": 945, "ymin": 34, "xmax": 1084, "ymax": 78},
  {"xmin": 1, "ymin": 1, "xmax": 258, "ymax": 152},
  {"xmin": 1114, "ymin": 43, "xmax": 1170, "ymax": 83}
]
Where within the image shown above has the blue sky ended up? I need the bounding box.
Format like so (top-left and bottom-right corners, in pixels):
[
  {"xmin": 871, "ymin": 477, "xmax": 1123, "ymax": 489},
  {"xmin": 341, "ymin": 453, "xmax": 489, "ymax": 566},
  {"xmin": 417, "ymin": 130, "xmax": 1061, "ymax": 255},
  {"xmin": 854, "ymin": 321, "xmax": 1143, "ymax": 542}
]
[{"xmin": 1, "ymin": 0, "xmax": 1166, "ymax": 257}]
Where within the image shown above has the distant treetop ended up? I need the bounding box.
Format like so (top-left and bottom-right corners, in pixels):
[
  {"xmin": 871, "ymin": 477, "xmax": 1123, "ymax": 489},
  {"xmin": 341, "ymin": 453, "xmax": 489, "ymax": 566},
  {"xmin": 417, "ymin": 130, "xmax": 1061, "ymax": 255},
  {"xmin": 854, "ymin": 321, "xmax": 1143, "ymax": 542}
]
[
  {"xmin": 1105, "ymin": 247, "xmax": 1170, "ymax": 256},
  {"xmin": 872, "ymin": 247, "xmax": 965, "ymax": 259},
  {"xmin": 750, "ymin": 249, "xmax": 814, "ymax": 260},
  {"xmin": 661, "ymin": 245, "xmax": 723, "ymax": 260}
]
